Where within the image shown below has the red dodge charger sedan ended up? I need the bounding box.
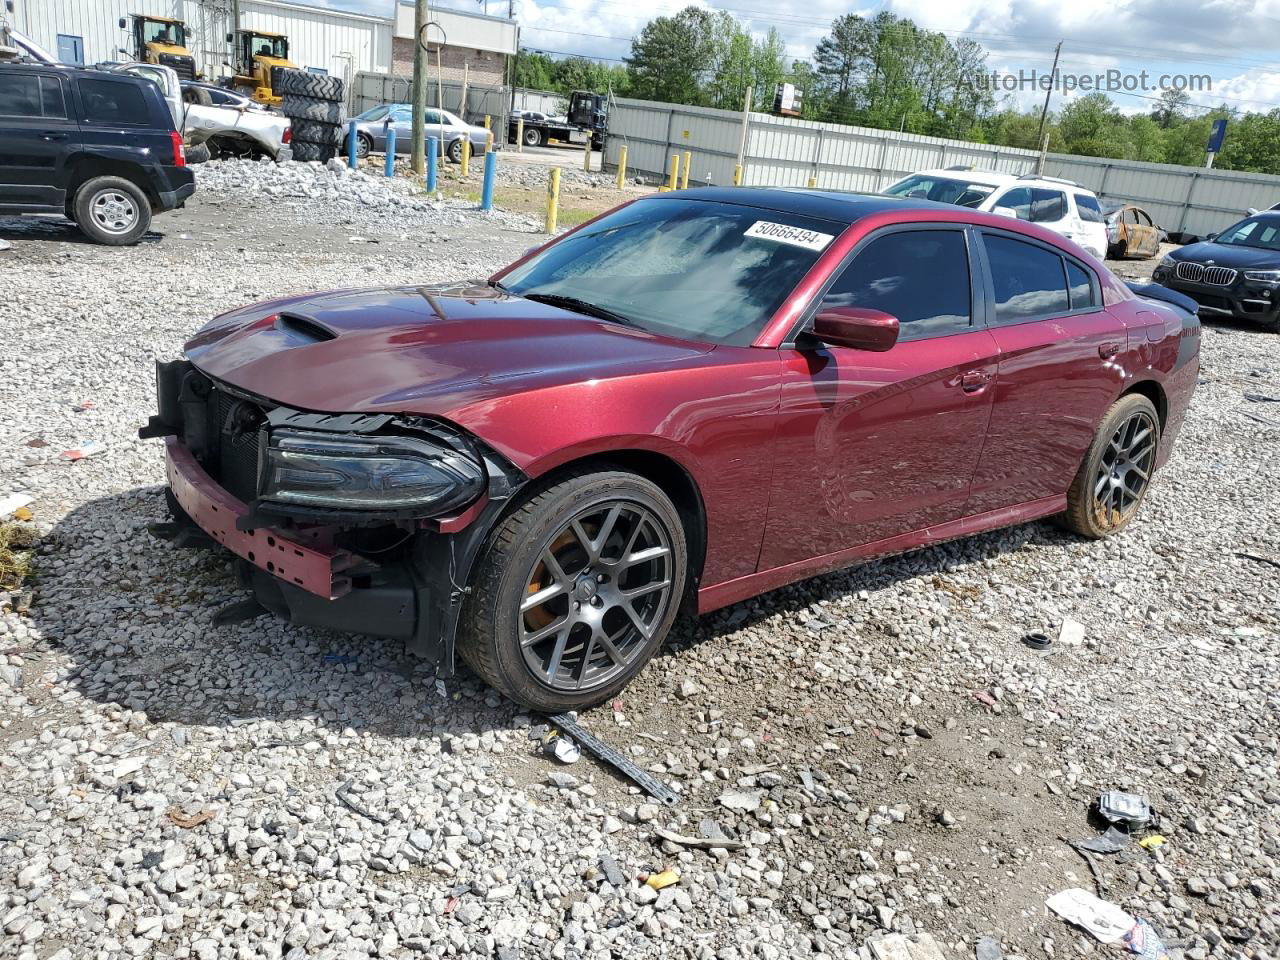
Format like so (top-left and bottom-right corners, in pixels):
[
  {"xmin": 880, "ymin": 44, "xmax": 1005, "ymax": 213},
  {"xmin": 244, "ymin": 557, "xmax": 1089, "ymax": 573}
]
[{"xmin": 143, "ymin": 189, "xmax": 1200, "ymax": 712}]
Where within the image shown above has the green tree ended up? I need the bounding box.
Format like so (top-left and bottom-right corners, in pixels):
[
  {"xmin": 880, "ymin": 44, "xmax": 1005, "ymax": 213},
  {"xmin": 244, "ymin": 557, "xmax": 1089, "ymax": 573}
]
[
  {"xmin": 624, "ymin": 6, "xmax": 714, "ymax": 105},
  {"xmin": 1150, "ymin": 88, "xmax": 1190, "ymax": 129},
  {"xmin": 1217, "ymin": 109, "xmax": 1280, "ymax": 173},
  {"xmin": 1058, "ymin": 93, "xmax": 1130, "ymax": 157},
  {"xmin": 513, "ymin": 50, "xmax": 555, "ymax": 91}
]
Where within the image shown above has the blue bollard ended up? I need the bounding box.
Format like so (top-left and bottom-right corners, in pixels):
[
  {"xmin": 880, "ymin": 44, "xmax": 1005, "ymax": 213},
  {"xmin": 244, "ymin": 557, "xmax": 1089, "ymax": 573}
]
[
  {"xmin": 426, "ymin": 137, "xmax": 437, "ymax": 192},
  {"xmin": 384, "ymin": 127, "xmax": 396, "ymax": 177},
  {"xmin": 481, "ymin": 150, "xmax": 496, "ymax": 210},
  {"xmin": 347, "ymin": 119, "xmax": 357, "ymax": 169}
]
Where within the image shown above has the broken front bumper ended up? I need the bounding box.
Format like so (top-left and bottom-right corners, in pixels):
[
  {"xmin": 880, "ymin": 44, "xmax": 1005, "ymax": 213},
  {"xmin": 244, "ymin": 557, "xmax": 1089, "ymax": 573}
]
[{"xmin": 165, "ymin": 437, "xmax": 355, "ymax": 600}]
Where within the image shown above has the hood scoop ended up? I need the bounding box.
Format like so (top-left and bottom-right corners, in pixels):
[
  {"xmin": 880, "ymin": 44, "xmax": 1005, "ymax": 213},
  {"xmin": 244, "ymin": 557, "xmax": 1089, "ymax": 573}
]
[{"xmin": 274, "ymin": 312, "xmax": 337, "ymax": 346}]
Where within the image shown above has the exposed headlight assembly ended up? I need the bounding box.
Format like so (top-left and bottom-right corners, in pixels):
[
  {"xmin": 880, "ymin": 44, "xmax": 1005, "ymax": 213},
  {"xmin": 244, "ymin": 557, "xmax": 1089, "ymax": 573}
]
[
  {"xmin": 1243, "ymin": 269, "xmax": 1280, "ymax": 282},
  {"xmin": 261, "ymin": 428, "xmax": 485, "ymax": 513}
]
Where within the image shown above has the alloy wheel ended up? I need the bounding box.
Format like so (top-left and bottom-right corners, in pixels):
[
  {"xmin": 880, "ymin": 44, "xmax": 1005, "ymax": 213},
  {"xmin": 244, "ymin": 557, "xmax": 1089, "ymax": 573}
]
[
  {"xmin": 90, "ymin": 191, "xmax": 139, "ymax": 235},
  {"xmin": 1093, "ymin": 409, "xmax": 1157, "ymax": 528},
  {"xmin": 519, "ymin": 500, "xmax": 674, "ymax": 692}
]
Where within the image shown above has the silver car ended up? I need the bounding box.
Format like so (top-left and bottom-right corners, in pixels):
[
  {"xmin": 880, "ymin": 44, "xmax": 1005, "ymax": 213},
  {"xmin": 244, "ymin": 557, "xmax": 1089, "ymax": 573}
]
[{"xmin": 346, "ymin": 104, "xmax": 492, "ymax": 163}]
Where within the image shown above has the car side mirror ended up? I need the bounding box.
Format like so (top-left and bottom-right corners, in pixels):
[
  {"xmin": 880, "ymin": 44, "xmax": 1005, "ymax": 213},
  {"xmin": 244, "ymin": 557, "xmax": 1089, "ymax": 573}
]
[
  {"xmin": 1204, "ymin": 232, "xmax": 1217, "ymax": 242},
  {"xmin": 992, "ymin": 205, "xmax": 1018, "ymax": 218},
  {"xmin": 808, "ymin": 307, "xmax": 900, "ymax": 352}
]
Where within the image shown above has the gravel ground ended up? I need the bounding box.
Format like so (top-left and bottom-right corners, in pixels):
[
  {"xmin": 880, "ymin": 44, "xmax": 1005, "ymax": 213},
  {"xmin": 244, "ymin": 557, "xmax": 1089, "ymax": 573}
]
[{"xmin": 1, "ymin": 160, "xmax": 1278, "ymax": 960}]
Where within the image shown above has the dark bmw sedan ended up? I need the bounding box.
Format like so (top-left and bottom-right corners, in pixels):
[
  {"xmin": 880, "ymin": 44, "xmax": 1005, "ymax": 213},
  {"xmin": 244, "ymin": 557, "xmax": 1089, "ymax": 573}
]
[{"xmin": 1153, "ymin": 212, "xmax": 1280, "ymax": 332}]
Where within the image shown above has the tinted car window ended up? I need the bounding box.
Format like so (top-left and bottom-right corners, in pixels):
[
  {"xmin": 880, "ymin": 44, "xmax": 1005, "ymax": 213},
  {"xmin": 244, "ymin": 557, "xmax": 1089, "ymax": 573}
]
[
  {"xmin": 77, "ymin": 78, "xmax": 149, "ymax": 125},
  {"xmin": 501, "ymin": 198, "xmax": 843, "ymax": 347},
  {"xmin": 40, "ymin": 76, "xmax": 66, "ymax": 119},
  {"xmin": 0, "ymin": 73, "xmax": 42, "ymax": 117},
  {"xmin": 1066, "ymin": 261, "xmax": 1095, "ymax": 310},
  {"xmin": 994, "ymin": 187, "xmax": 1032, "ymax": 219},
  {"xmin": 984, "ymin": 234, "xmax": 1069, "ymax": 322},
  {"xmin": 882, "ymin": 174, "xmax": 995, "ymax": 209},
  {"xmin": 359, "ymin": 105, "xmax": 390, "ymax": 121},
  {"xmin": 1075, "ymin": 194, "xmax": 1104, "ymax": 223},
  {"xmin": 822, "ymin": 230, "xmax": 971, "ymax": 340},
  {"xmin": 1214, "ymin": 217, "xmax": 1280, "ymax": 251},
  {"xmin": 1030, "ymin": 189, "xmax": 1066, "ymax": 223}
]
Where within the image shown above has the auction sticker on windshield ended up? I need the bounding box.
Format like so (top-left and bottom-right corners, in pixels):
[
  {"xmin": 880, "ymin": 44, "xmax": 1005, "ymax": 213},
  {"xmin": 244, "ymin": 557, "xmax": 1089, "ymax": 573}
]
[{"xmin": 744, "ymin": 220, "xmax": 834, "ymax": 251}]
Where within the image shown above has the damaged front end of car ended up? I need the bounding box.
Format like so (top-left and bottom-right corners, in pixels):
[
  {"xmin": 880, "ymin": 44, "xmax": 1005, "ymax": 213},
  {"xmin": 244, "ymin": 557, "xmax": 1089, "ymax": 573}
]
[{"xmin": 139, "ymin": 359, "xmax": 526, "ymax": 673}]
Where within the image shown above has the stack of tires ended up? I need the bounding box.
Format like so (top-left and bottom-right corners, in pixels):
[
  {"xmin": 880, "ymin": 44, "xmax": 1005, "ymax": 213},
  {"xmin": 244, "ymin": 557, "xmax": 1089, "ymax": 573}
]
[{"xmin": 278, "ymin": 69, "xmax": 347, "ymax": 163}]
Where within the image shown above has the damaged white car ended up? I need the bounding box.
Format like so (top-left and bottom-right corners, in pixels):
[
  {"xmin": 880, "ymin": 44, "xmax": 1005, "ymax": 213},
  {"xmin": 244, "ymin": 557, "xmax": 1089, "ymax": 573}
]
[{"xmin": 109, "ymin": 62, "xmax": 291, "ymax": 162}]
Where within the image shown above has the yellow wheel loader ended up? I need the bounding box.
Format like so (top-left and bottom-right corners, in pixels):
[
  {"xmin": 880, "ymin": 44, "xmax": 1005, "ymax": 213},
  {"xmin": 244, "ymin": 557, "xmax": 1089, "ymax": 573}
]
[
  {"xmin": 124, "ymin": 15, "xmax": 196, "ymax": 80},
  {"xmin": 227, "ymin": 29, "xmax": 295, "ymax": 106}
]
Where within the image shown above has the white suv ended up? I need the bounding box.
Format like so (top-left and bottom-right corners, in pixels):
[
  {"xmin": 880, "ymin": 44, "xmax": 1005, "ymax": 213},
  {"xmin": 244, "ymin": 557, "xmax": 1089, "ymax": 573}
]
[{"xmin": 882, "ymin": 167, "xmax": 1109, "ymax": 259}]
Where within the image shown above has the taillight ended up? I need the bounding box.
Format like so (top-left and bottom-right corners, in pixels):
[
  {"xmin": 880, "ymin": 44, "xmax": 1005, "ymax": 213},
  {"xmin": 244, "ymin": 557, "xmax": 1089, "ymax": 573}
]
[
  {"xmin": 283, "ymin": 126, "xmax": 292, "ymax": 144},
  {"xmin": 170, "ymin": 130, "xmax": 186, "ymax": 167}
]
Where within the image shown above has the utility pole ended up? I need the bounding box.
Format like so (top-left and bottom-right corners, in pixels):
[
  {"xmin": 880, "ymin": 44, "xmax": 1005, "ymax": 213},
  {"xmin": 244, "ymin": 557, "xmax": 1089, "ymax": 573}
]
[
  {"xmin": 410, "ymin": 0, "xmax": 428, "ymax": 176},
  {"xmin": 1036, "ymin": 41, "xmax": 1062, "ymax": 149}
]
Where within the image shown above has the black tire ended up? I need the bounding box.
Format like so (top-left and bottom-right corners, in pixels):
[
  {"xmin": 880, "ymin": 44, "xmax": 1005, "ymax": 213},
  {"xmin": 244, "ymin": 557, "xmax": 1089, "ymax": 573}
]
[
  {"xmin": 72, "ymin": 175, "xmax": 152, "ymax": 246},
  {"xmin": 458, "ymin": 469, "xmax": 688, "ymax": 713},
  {"xmin": 290, "ymin": 119, "xmax": 341, "ymax": 145},
  {"xmin": 185, "ymin": 142, "xmax": 211, "ymax": 165},
  {"xmin": 344, "ymin": 132, "xmax": 372, "ymax": 158},
  {"xmin": 1058, "ymin": 393, "xmax": 1161, "ymax": 538},
  {"xmin": 280, "ymin": 94, "xmax": 345, "ymax": 125},
  {"xmin": 523, "ymin": 126, "xmax": 542, "ymax": 147},
  {"xmin": 276, "ymin": 69, "xmax": 345, "ymax": 101},
  {"xmin": 291, "ymin": 140, "xmax": 337, "ymax": 163},
  {"xmin": 448, "ymin": 139, "xmax": 464, "ymax": 163}
]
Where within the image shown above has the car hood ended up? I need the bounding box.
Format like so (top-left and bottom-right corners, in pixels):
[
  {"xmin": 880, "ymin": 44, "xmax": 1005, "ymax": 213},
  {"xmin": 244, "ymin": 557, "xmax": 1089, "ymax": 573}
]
[
  {"xmin": 1170, "ymin": 241, "xmax": 1280, "ymax": 269},
  {"xmin": 184, "ymin": 282, "xmax": 715, "ymax": 419}
]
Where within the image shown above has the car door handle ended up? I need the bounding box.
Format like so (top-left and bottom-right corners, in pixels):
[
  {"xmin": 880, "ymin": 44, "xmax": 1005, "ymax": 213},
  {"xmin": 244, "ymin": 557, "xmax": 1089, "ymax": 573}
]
[
  {"xmin": 41, "ymin": 132, "xmax": 69, "ymax": 141},
  {"xmin": 1098, "ymin": 341, "xmax": 1121, "ymax": 359},
  {"xmin": 960, "ymin": 369, "xmax": 993, "ymax": 393}
]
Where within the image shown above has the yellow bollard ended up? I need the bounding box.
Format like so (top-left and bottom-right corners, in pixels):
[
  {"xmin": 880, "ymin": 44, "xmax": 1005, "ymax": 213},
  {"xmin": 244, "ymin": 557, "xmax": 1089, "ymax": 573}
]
[
  {"xmin": 545, "ymin": 167, "xmax": 560, "ymax": 234},
  {"xmin": 616, "ymin": 145, "xmax": 628, "ymax": 189},
  {"xmin": 807, "ymin": 175, "xmax": 817, "ymax": 188},
  {"xmin": 733, "ymin": 163, "xmax": 742, "ymax": 186},
  {"xmin": 681, "ymin": 151, "xmax": 691, "ymax": 189},
  {"xmin": 460, "ymin": 137, "xmax": 470, "ymax": 177},
  {"xmin": 583, "ymin": 132, "xmax": 593, "ymax": 172},
  {"xmin": 485, "ymin": 130, "xmax": 493, "ymax": 154},
  {"xmin": 516, "ymin": 117, "xmax": 524, "ymax": 153},
  {"xmin": 484, "ymin": 114, "xmax": 491, "ymax": 131},
  {"xmin": 668, "ymin": 153, "xmax": 679, "ymax": 190}
]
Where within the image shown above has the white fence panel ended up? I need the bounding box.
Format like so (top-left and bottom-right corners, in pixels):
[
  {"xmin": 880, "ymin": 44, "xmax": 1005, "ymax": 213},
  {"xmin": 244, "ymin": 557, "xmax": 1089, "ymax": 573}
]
[{"xmin": 605, "ymin": 96, "xmax": 1280, "ymax": 235}]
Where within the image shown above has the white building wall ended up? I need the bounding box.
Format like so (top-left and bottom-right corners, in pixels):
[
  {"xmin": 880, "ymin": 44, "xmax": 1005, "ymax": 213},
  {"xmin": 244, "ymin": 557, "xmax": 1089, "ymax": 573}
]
[{"xmin": 10, "ymin": 0, "xmax": 392, "ymax": 80}]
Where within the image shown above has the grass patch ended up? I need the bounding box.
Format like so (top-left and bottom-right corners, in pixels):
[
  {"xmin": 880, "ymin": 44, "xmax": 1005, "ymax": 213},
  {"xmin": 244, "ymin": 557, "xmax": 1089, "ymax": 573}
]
[{"xmin": 0, "ymin": 521, "xmax": 37, "ymax": 593}]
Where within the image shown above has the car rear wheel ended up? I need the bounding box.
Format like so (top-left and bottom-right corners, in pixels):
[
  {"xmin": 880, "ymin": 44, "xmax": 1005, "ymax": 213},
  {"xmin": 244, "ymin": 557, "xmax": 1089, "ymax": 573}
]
[
  {"xmin": 448, "ymin": 139, "xmax": 464, "ymax": 163},
  {"xmin": 458, "ymin": 470, "xmax": 687, "ymax": 713},
  {"xmin": 1059, "ymin": 393, "xmax": 1160, "ymax": 538},
  {"xmin": 73, "ymin": 176, "xmax": 151, "ymax": 246}
]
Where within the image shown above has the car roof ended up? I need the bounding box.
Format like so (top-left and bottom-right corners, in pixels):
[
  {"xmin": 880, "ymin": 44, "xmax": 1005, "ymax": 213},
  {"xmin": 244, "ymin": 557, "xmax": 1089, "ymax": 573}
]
[
  {"xmin": 645, "ymin": 187, "xmax": 956, "ymax": 225},
  {"xmin": 904, "ymin": 168, "xmax": 1095, "ymax": 195}
]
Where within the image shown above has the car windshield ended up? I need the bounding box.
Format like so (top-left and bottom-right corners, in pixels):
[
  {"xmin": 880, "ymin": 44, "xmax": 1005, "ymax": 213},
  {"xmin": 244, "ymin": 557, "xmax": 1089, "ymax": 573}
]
[
  {"xmin": 883, "ymin": 174, "xmax": 995, "ymax": 208},
  {"xmin": 500, "ymin": 198, "xmax": 844, "ymax": 346},
  {"xmin": 358, "ymin": 105, "xmax": 390, "ymax": 121},
  {"xmin": 1213, "ymin": 216, "xmax": 1280, "ymax": 251},
  {"xmin": 142, "ymin": 20, "xmax": 185, "ymax": 46}
]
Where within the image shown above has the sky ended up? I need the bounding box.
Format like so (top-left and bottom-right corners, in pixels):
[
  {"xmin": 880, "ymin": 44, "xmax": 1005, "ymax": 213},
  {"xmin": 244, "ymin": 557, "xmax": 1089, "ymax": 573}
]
[{"xmin": 312, "ymin": 0, "xmax": 1280, "ymax": 116}]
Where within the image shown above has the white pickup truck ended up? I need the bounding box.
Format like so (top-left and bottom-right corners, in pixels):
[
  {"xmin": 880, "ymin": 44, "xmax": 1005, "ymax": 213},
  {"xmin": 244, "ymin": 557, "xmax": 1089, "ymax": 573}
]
[{"xmin": 110, "ymin": 62, "xmax": 291, "ymax": 162}]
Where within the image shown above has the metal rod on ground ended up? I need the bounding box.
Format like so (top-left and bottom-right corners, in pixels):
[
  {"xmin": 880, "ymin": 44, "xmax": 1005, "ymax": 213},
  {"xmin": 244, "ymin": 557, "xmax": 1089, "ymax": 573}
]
[
  {"xmin": 516, "ymin": 117, "xmax": 524, "ymax": 153},
  {"xmin": 460, "ymin": 136, "xmax": 469, "ymax": 177},
  {"xmin": 545, "ymin": 167, "xmax": 560, "ymax": 233},
  {"xmin": 384, "ymin": 127, "xmax": 396, "ymax": 177},
  {"xmin": 616, "ymin": 145, "xmax": 628, "ymax": 189},
  {"xmin": 668, "ymin": 153, "xmax": 679, "ymax": 191},
  {"xmin": 481, "ymin": 150, "xmax": 496, "ymax": 211},
  {"xmin": 426, "ymin": 136, "xmax": 437, "ymax": 192},
  {"xmin": 681, "ymin": 150, "xmax": 691, "ymax": 189},
  {"xmin": 409, "ymin": 0, "xmax": 427, "ymax": 176},
  {"xmin": 347, "ymin": 119, "xmax": 357, "ymax": 169},
  {"xmin": 733, "ymin": 163, "xmax": 742, "ymax": 186}
]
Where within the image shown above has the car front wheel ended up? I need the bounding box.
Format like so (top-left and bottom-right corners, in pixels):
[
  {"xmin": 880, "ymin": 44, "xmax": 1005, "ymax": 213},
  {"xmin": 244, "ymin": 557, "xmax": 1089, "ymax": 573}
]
[
  {"xmin": 1059, "ymin": 393, "xmax": 1160, "ymax": 538},
  {"xmin": 459, "ymin": 469, "xmax": 687, "ymax": 713}
]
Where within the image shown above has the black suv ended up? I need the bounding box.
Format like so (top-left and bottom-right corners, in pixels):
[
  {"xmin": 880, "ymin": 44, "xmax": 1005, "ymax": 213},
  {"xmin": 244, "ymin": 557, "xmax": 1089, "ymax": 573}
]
[{"xmin": 0, "ymin": 62, "xmax": 195, "ymax": 245}]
